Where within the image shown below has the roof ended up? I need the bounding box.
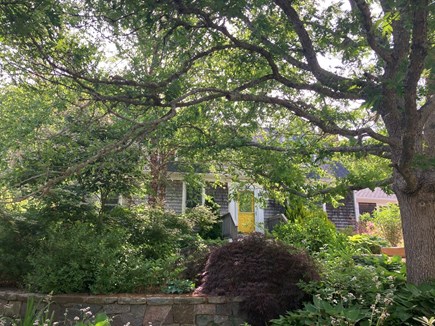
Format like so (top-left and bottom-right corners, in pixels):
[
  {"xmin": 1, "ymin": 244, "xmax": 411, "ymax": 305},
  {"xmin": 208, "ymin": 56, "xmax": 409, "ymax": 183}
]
[{"xmin": 355, "ymin": 187, "xmax": 397, "ymax": 201}]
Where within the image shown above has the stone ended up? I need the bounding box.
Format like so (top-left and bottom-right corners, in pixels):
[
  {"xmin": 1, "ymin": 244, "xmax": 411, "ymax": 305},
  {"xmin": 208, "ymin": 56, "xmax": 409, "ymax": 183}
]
[
  {"xmin": 228, "ymin": 296, "xmax": 244, "ymax": 303},
  {"xmin": 53, "ymin": 294, "xmax": 87, "ymax": 304},
  {"xmin": 118, "ymin": 297, "xmax": 147, "ymax": 305},
  {"xmin": 173, "ymin": 296, "xmax": 206, "ymax": 305},
  {"xmin": 146, "ymin": 297, "xmax": 174, "ymax": 305},
  {"xmin": 195, "ymin": 314, "xmax": 215, "ymax": 326},
  {"xmin": 214, "ymin": 315, "xmax": 229, "ymax": 324},
  {"xmin": 215, "ymin": 303, "xmax": 232, "ymax": 316},
  {"xmin": 104, "ymin": 304, "xmax": 131, "ymax": 315},
  {"xmin": 84, "ymin": 296, "xmax": 118, "ymax": 304},
  {"xmin": 206, "ymin": 297, "xmax": 227, "ymax": 304},
  {"xmin": 194, "ymin": 304, "xmax": 216, "ymax": 315},
  {"xmin": 143, "ymin": 305, "xmax": 173, "ymax": 325},
  {"xmin": 130, "ymin": 304, "xmax": 146, "ymax": 317},
  {"xmin": 172, "ymin": 304, "xmax": 194, "ymax": 324},
  {"xmin": 0, "ymin": 292, "xmax": 17, "ymax": 301},
  {"xmin": 230, "ymin": 302, "xmax": 241, "ymax": 316},
  {"xmin": 110, "ymin": 312, "xmax": 143, "ymax": 326},
  {"xmin": 228, "ymin": 317, "xmax": 247, "ymax": 326},
  {"xmin": 1, "ymin": 301, "xmax": 21, "ymax": 317}
]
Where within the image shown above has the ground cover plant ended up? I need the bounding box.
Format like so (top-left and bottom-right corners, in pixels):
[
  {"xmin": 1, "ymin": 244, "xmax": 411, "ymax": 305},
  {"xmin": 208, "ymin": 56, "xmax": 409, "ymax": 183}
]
[{"xmin": 270, "ymin": 210, "xmax": 435, "ymax": 326}]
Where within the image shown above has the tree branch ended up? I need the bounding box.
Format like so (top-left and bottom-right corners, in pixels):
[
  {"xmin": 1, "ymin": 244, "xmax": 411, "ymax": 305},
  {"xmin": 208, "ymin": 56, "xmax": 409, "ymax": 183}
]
[
  {"xmin": 351, "ymin": 0, "xmax": 393, "ymax": 62},
  {"xmin": 274, "ymin": 0, "xmax": 356, "ymax": 91}
]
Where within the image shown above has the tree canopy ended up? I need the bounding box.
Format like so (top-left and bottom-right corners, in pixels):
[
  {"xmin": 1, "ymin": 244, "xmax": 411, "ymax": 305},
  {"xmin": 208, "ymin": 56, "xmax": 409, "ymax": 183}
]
[{"xmin": 0, "ymin": 0, "xmax": 434, "ymax": 284}]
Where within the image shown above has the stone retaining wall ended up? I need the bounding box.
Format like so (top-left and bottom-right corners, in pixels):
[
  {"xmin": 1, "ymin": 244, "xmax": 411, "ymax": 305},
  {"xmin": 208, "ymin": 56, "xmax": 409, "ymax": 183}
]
[{"xmin": 0, "ymin": 290, "xmax": 246, "ymax": 326}]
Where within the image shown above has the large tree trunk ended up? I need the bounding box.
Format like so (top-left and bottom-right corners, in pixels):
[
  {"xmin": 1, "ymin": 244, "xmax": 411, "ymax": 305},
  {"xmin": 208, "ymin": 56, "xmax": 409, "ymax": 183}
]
[{"xmin": 395, "ymin": 188, "xmax": 435, "ymax": 285}]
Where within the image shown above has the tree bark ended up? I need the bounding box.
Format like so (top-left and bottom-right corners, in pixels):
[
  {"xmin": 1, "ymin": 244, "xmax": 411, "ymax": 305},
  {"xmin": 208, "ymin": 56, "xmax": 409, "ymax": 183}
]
[{"xmin": 395, "ymin": 187, "xmax": 435, "ymax": 284}]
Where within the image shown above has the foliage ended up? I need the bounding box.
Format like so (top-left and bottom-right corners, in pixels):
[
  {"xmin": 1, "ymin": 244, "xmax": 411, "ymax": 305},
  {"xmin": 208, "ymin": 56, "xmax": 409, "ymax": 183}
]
[
  {"xmin": 351, "ymin": 254, "xmax": 405, "ymax": 275},
  {"xmin": 180, "ymin": 238, "xmax": 225, "ymax": 286},
  {"xmin": 272, "ymin": 250, "xmax": 405, "ymax": 325},
  {"xmin": 273, "ymin": 210, "xmax": 349, "ymax": 253},
  {"xmin": 4, "ymin": 297, "xmax": 110, "ymax": 326},
  {"xmin": 9, "ymin": 297, "xmax": 54, "ymax": 326},
  {"xmin": 414, "ymin": 316, "xmax": 435, "ymax": 326},
  {"xmin": 349, "ymin": 234, "xmax": 390, "ymax": 254},
  {"xmin": 24, "ymin": 218, "xmax": 182, "ymax": 294},
  {"xmin": 0, "ymin": 213, "xmax": 42, "ymax": 287},
  {"xmin": 0, "ymin": 0, "xmax": 433, "ymax": 284},
  {"xmin": 271, "ymin": 296, "xmax": 371, "ymax": 326},
  {"xmin": 387, "ymin": 283, "xmax": 435, "ymax": 325},
  {"xmin": 196, "ymin": 233, "xmax": 319, "ymax": 326},
  {"xmin": 360, "ymin": 204, "xmax": 403, "ymax": 247},
  {"xmin": 162, "ymin": 279, "xmax": 195, "ymax": 294},
  {"xmin": 106, "ymin": 206, "xmax": 195, "ymax": 260},
  {"xmin": 183, "ymin": 205, "xmax": 219, "ymax": 239},
  {"xmin": 0, "ymin": 203, "xmax": 222, "ymax": 294}
]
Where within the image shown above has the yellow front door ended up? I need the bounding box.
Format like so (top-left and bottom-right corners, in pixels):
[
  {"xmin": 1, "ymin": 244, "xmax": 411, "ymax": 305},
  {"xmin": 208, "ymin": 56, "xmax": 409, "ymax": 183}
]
[{"xmin": 238, "ymin": 191, "xmax": 255, "ymax": 233}]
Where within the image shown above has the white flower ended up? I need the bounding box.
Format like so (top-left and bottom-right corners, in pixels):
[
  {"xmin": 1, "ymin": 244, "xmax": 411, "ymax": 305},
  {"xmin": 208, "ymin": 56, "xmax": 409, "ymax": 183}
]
[{"xmin": 74, "ymin": 316, "xmax": 80, "ymax": 321}]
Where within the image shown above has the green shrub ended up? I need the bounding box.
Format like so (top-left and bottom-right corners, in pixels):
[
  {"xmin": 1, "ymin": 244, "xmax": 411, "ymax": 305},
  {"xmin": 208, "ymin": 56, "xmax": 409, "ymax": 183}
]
[
  {"xmin": 273, "ymin": 247, "xmax": 406, "ymax": 326},
  {"xmin": 183, "ymin": 205, "xmax": 219, "ymax": 239},
  {"xmin": 271, "ymin": 296, "xmax": 370, "ymax": 326},
  {"xmin": 25, "ymin": 221, "xmax": 180, "ymax": 294},
  {"xmin": 273, "ymin": 211, "xmax": 348, "ymax": 253},
  {"xmin": 106, "ymin": 206, "xmax": 194, "ymax": 259},
  {"xmin": 361, "ymin": 204, "xmax": 403, "ymax": 247},
  {"xmin": 162, "ymin": 279, "xmax": 195, "ymax": 294},
  {"xmin": 0, "ymin": 214, "xmax": 42, "ymax": 286},
  {"xmin": 349, "ymin": 233, "xmax": 390, "ymax": 254}
]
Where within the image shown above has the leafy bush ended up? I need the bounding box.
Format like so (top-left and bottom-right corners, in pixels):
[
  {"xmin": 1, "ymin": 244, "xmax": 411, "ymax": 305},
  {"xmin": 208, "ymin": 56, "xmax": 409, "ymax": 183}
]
[
  {"xmin": 360, "ymin": 204, "xmax": 403, "ymax": 247},
  {"xmin": 271, "ymin": 296, "xmax": 370, "ymax": 326},
  {"xmin": 387, "ymin": 283, "xmax": 435, "ymax": 325},
  {"xmin": 196, "ymin": 233, "xmax": 319, "ymax": 326},
  {"xmin": 162, "ymin": 279, "xmax": 195, "ymax": 294},
  {"xmin": 0, "ymin": 213, "xmax": 42, "ymax": 287},
  {"xmin": 183, "ymin": 205, "xmax": 219, "ymax": 239},
  {"xmin": 106, "ymin": 206, "xmax": 194, "ymax": 259},
  {"xmin": 302, "ymin": 251, "xmax": 405, "ymax": 306},
  {"xmin": 349, "ymin": 233, "xmax": 390, "ymax": 254},
  {"xmin": 273, "ymin": 211, "xmax": 348, "ymax": 253},
  {"xmin": 1, "ymin": 204, "xmax": 220, "ymax": 294},
  {"xmin": 273, "ymin": 248, "xmax": 406, "ymax": 326},
  {"xmin": 25, "ymin": 221, "xmax": 180, "ymax": 294},
  {"xmin": 180, "ymin": 238, "xmax": 225, "ymax": 286}
]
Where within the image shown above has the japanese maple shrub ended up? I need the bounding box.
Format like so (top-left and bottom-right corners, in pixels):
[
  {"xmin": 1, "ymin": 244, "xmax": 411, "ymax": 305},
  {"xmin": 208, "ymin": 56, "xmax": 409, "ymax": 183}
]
[{"xmin": 196, "ymin": 233, "xmax": 319, "ymax": 326}]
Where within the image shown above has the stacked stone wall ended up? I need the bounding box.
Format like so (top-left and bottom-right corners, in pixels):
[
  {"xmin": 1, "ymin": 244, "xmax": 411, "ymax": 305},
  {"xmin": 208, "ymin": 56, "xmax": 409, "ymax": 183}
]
[{"xmin": 0, "ymin": 291, "xmax": 246, "ymax": 326}]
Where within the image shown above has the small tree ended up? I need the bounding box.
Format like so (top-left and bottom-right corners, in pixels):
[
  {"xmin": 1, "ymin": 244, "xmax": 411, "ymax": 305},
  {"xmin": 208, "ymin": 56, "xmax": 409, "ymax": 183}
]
[{"xmin": 361, "ymin": 204, "xmax": 403, "ymax": 247}]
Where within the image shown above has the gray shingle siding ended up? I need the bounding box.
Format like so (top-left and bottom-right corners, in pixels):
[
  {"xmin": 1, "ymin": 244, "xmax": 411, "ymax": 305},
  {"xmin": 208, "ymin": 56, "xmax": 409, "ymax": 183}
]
[
  {"xmin": 205, "ymin": 183, "xmax": 229, "ymax": 216},
  {"xmin": 264, "ymin": 199, "xmax": 285, "ymax": 220},
  {"xmin": 165, "ymin": 180, "xmax": 183, "ymax": 213},
  {"xmin": 325, "ymin": 192, "xmax": 356, "ymax": 229}
]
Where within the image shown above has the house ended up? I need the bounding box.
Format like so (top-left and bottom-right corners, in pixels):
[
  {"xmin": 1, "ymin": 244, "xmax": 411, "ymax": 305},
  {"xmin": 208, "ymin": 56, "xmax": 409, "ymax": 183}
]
[
  {"xmin": 325, "ymin": 187, "xmax": 398, "ymax": 229},
  {"xmin": 130, "ymin": 158, "xmax": 397, "ymax": 236},
  {"xmin": 163, "ymin": 171, "xmax": 285, "ymax": 238}
]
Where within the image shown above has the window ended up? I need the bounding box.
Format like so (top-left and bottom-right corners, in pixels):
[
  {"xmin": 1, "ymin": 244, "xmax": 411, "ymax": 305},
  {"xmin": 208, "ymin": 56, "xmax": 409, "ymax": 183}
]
[
  {"xmin": 359, "ymin": 202, "xmax": 377, "ymax": 216},
  {"xmin": 185, "ymin": 182, "xmax": 204, "ymax": 209}
]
